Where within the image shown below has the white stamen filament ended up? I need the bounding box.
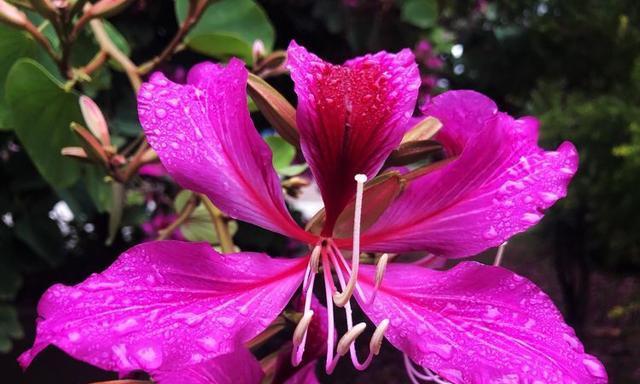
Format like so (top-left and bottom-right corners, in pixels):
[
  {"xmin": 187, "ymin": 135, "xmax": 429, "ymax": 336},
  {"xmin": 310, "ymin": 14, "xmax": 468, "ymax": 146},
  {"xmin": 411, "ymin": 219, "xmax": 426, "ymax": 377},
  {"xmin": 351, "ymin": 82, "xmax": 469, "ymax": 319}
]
[
  {"xmin": 333, "ymin": 174, "xmax": 367, "ymax": 307},
  {"xmin": 336, "ymin": 323, "xmax": 367, "ymax": 356},
  {"xmin": 310, "ymin": 244, "xmax": 322, "ymax": 273},
  {"xmin": 493, "ymin": 241, "xmax": 508, "ymax": 266}
]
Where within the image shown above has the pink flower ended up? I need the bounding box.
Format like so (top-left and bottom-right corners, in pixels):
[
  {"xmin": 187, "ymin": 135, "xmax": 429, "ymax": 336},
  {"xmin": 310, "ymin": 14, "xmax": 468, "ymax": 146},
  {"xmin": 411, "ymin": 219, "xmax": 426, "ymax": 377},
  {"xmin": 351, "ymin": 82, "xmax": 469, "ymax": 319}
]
[
  {"xmin": 141, "ymin": 212, "xmax": 184, "ymax": 241},
  {"xmin": 19, "ymin": 42, "xmax": 607, "ymax": 383}
]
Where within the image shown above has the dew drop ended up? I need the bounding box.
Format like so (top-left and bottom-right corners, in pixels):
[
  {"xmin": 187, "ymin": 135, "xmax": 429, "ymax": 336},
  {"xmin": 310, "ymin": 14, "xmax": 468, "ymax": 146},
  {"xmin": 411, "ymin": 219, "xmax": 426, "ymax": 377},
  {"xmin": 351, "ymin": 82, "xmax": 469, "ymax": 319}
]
[
  {"xmin": 155, "ymin": 108, "xmax": 167, "ymax": 118},
  {"xmin": 582, "ymin": 357, "xmax": 607, "ymax": 378},
  {"xmin": 539, "ymin": 192, "xmax": 559, "ymax": 203},
  {"xmin": 141, "ymin": 90, "xmax": 152, "ymax": 100},
  {"xmin": 113, "ymin": 317, "xmax": 139, "ymax": 334},
  {"xmin": 420, "ymin": 343, "xmax": 453, "ymax": 359},
  {"xmin": 197, "ymin": 336, "xmax": 218, "ymax": 352},
  {"xmin": 483, "ymin": 226, "xmax": 498, "ymax": 240},
  {"xmin": 134, "ymin": 345, "xmax": 164, "ymax": 370},
  {"xmin": 68, "ymin": 331, "xmax": 81, "ymax": 342},
  {"xmin": 522, "ymin": 212, "xmax": 542, "ymax": 224},
  {"xmin": 562, "ymin": 332, "xmax": 581, "ymax": 350},
  {"xmin": 523, "ymin": 318, "xmax": 536, "ymax": 329},
  {"xmin": 218, "ymin": 316, "xmax": 236, "ymax": 327}
]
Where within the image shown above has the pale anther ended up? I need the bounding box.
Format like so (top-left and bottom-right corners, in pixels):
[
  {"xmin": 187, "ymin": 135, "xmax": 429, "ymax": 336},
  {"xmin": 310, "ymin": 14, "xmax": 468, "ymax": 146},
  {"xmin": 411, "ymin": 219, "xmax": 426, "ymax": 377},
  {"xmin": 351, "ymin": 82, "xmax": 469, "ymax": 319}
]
[
  {"xmin": 369, "ymin": 319, "xmax": 390, "ymax": 356},
  {"xmin": 336, "ymin": 322, "xmax": 366, "ymax": 356},
  {"xmin": 292, "ymin": 310, "xmax": 314, "ymax": 346}
]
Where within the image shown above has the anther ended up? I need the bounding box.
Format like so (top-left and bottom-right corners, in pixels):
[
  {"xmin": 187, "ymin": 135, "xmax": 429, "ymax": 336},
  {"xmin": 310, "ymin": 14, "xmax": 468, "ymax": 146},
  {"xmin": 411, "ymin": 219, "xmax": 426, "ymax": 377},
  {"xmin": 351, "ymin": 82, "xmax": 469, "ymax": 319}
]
[
  {"xmin": 333, "ymin": 174, "xmax": 367, "ymax": 307},
  {"xmin": 292, "ymin": 310, "xmax": 314, "ymax": 346},
  {"xmin": 369, "ymin": 319, "xmax": 389, "ymax": 356},
  {"xmin": 336, "ymin": 322, "xmax": 366, "ymax": 356},
  {"xmin": 368, "ymin": 253, "xmax": 389, "ymax": 304}
]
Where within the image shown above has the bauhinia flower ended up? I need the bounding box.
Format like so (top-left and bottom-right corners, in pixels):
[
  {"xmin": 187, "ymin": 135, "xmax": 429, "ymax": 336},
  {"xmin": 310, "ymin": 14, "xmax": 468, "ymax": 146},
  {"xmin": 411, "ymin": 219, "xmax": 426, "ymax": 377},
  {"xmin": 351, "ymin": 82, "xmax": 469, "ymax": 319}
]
[{"xmin": 19, "ymin": 41, "xmax": 607, "ymax": 383}]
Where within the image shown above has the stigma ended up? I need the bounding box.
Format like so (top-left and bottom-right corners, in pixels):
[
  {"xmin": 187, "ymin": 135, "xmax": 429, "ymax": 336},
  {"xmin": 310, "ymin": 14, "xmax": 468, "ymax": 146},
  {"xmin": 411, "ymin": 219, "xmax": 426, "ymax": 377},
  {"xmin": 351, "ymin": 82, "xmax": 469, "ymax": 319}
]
[{"xmin": 291, "ymin": 174, "xmax": 391, "ymax": 373}]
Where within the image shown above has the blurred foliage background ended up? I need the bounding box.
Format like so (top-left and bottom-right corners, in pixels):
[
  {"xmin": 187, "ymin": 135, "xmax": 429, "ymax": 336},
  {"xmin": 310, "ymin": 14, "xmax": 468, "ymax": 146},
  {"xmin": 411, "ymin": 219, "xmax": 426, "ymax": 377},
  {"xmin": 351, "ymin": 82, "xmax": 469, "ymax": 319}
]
[{"xmin": 0, "ymin": 0, "xmax": 638, "ymax": 382}]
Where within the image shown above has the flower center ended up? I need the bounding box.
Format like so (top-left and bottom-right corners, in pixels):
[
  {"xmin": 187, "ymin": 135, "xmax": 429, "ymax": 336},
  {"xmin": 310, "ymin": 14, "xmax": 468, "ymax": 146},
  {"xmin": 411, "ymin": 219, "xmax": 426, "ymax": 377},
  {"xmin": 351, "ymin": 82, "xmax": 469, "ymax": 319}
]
[{"xmin": 292, "ymin": 174, "xmax": 391, "ymax": 373}]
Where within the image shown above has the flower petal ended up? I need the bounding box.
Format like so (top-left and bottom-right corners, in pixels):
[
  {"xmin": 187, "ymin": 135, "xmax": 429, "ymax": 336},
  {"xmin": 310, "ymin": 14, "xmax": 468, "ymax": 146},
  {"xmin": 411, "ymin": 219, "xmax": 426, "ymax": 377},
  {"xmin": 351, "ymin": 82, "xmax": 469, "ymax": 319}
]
[
  {"xmin": 138, "ymin": 60, "xmax": 312, "ymax": 242},
  {"xmin": 359, "ymin": 91, "xmax": 578, "ymax": 257},
  {"xmin": 18, "ymin": 241, "xmax": 305, "ymax": 374},
  {"xmin": 287, "ymin": 41, "xmax": 420, "ymax": 232},
  {"xmin": 154, "ymin": 348, "xmax": 264, "ymax": 384},
  {"xmin": 282, "ymin": 362, "xmax": 320, "ymax": 384},
  {"xmin": 356, "ymin": 262, "xmax": 608, "ymax": 383}
]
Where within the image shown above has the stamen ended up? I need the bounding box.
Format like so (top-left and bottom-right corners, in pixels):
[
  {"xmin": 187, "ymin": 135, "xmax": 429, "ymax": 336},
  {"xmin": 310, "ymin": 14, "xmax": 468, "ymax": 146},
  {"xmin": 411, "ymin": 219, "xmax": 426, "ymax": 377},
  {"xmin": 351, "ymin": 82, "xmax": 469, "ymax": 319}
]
[
  {"xmin": 321, "ymin": 254, "xmax": 338, "ymax": 373},
  {"xmin": 333, "ymin": 174, "xmax": 367, "ymax": 307},
  {"xmin": 310, "ymin": 243, "xmax": 322, "ymax": 273},
  {"xmin": 292, "ymin": 310, "xmax": 314, "ymax": 347},
  {"xmin": 403, "ymin": 353, "xmax": 452, "ymax": 384},
  {"xmin": 493, "ymin": 241, "xmax": 508, "ymax": 266},
  {"xmin": 336, "ymin": 322, "xmax": 366, "ymax": 356},
  {"xmin": 369, "ymin": 319, "xmax": 390, "ymax": 355},
  {"xmin": 369, "ymin": 253, "xmax": 389, "ymax": 304}
]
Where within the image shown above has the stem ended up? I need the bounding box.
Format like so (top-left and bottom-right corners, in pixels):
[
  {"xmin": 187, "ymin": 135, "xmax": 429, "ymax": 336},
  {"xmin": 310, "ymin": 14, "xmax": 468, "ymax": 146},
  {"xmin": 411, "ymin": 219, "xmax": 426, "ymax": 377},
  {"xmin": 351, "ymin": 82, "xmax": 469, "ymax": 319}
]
[
  {"xmin": 199, "ymin": 194, "xmax": 234, "ymax": 253},
  {"xmin": 22, "ymin": 21, "xmax": 60, "ymax": 63},
  {"xmin": 121, "ymin": 140, "xmax": 149, "ymax": 182},
  {"xmin": 89, "ymin": 18, "xmax": 141, "ymax": 92},
  {"xmin": 80, "ymin": 50, "xmax": 108, "ymax": 76},
  {"xmin": 138, "ymin": 0, "xmax": 211, "ymax": 75},
  {"xmin": 156, "ymin": 194, "xmax": 199, "ymax": 241}
]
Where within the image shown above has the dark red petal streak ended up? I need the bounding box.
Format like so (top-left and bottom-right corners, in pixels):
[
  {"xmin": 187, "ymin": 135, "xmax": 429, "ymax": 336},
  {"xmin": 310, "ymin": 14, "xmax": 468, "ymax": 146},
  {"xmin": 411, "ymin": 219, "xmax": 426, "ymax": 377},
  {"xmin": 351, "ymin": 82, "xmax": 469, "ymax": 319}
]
[{"xmin": 287, "ymin": 42, "xmax": 420, "ymax": 233}]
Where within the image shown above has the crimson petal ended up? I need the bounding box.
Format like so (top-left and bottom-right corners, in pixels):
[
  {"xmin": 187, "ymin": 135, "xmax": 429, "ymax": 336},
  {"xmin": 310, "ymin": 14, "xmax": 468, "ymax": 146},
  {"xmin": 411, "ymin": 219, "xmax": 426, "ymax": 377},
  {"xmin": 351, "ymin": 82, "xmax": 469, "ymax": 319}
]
[
  {"xmin": 287, "ymin": 41, "xmax": 420, "ymax": 233},
  {"xmin": 18, "ymin": 241, "xmax": 305, "ymax": 374}
]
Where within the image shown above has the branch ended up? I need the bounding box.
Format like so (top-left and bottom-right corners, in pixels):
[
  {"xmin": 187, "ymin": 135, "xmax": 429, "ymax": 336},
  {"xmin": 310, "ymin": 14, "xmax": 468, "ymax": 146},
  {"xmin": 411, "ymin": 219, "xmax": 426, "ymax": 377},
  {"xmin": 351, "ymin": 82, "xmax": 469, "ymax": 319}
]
[
  {"xmin": 89, "ymin": 17, "xmax": 141, "ymax": 92},
  {"xmin": 199, "ymin": 194, "xmax": 234, "ymax": 253},
  {"xmin": 156, "ymin": 194, "xmax": 199, "ymax": 241},
  {"xmin": 138, "ymin": 0, "xmax": 211, "ymax": 75}
]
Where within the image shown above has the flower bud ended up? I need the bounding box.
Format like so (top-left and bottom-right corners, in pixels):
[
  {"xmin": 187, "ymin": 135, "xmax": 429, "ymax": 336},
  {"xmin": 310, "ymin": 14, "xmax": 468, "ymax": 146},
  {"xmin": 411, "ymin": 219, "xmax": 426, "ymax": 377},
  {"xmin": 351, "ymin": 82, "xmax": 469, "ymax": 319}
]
[
  {"xmin": 0, "ymin": 0, "xmax": 27, "ymax": 28},
  {"xmin": 79, "ymin": 96, "xmax": 110, "ymax": 146},
  {"xmin": 247, "ymin": 73, "xmax": 299, "ymax": 147}
]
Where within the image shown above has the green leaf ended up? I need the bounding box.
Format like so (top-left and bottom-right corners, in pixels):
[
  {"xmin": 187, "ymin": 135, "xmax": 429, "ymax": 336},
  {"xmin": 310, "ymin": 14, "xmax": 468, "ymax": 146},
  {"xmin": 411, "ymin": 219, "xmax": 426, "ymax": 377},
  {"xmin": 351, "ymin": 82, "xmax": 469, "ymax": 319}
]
[
  {"xmin": 265, "ymin": 135, "xmax": 295, "ymax": 171},
  {"xmin": 102, "ymin": 21, "xmax": 131, "ymax": 71},
  {"xmin": 176, "ymin": 0, "xmax": 275, "ymax": 61},
  {"xmin": 0, "ymin": 305, "xmax": 23, "ymax": 354},
  {"xmin": 0, "ymin": 25, "xmax": 57, "ymax": 130},
  {"xmin": 84, "ymin": 166, "xmax": 112, "ymax": 213},
  {"xmin": 174, "ymin": 190, "xmax": 238, "ymax": 244},
  {"xmin": 5, "ymin": 59, "xmax": 82, "ymax": 188},
  {"xmin": 264, "ymin": 135, "xmax": 308, "ymax": 176},
  {"xmin": 401, "ymin": 0, "xmax": 438, "ymax": 29}
]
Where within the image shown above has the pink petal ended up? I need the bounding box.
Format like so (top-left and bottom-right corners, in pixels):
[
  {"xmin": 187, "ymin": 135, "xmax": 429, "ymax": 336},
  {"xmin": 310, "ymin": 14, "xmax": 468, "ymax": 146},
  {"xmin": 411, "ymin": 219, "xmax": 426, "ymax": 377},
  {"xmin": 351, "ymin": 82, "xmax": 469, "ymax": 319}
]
[
  {"xmin": 356, "ymin": 262, "xmax": 608, "ymax": 383},
  {"xmin": 18, "ymin": 241, "xmax": 305, "ymax": 374},
  {"xmin": 154, "ymin": 348, "xmax": 265, "ymax": 384},
  {"xmin": 272, "ymin": 295, "xmax": 328, "ymax": 384},
  {"xmin": 138, "ymin": 60, "xmax": 312, "ymax": 242},
  {"xmin": 359, "ymin": 90, "xmax": 578, "ymax": 257},
  {"xmin": 287, "ymin": 41, "xmax": 420, "ymax": 233}
]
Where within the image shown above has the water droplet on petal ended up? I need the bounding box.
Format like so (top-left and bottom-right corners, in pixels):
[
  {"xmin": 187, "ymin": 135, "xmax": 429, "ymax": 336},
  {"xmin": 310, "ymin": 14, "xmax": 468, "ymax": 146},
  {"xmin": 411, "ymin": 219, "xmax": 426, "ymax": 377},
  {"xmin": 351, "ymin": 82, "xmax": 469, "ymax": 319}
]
[
  {"xmin": 197, "ymin": 336, "xmax": 218, "ymax": 352},
  {"xmin": 134, "ymin": 345, "xmax": 164, "ymax": 370},
  {"xmin": 68, "ymin": 331, "xmax": 81, "ymax": 342},
  {"xmin": 420, "ymin": 342, "xmax": 452, "ymax": 359},
  {"xmin": 562, "ymin": 332, "xmax": 581, "ymax": 351},
  {"xmin": 483, "ymin": 226, "xmax": 498, "ymax": 240},
  {"xmin": 522, "ymin": 212, "xmax": 542, "ymax": 224},
  {"xmin": 582, "ymin": 357, "xmax": 607, "ymax": 378},
  {"xmin": 155, "ymin": 108, "xmax": 167, "ymax": 118}
]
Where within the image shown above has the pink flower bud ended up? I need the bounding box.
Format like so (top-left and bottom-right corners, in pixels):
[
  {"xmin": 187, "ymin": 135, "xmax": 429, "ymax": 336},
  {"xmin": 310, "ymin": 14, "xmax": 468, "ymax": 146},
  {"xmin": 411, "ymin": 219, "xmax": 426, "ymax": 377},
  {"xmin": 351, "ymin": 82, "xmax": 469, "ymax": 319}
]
[{"xmin": 0, "ymin": 0, "xmax": 27, "ymax": 27}]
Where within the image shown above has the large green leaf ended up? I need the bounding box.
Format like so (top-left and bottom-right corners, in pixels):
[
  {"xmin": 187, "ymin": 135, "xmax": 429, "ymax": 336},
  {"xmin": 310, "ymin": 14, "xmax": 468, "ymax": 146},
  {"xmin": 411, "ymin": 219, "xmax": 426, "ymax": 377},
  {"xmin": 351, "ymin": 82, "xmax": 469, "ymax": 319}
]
[
  {"xmin": 0, "ymin": 25, "xmax": 56, "ymax": 130},
  {"xmin": 176, "ymin": 0, "xmax": 275, "ymax": 61},
  {"xmin": 5, "ymin": 59, "xmax": 82, "ymax": 188},
  {"xmin": 174, "ymin": 190, "xmax": 238, "ymax": 244},
  {"xmin": 401, "ymin": 0, "xmax": 438, "ymax": 29}
]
